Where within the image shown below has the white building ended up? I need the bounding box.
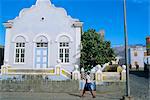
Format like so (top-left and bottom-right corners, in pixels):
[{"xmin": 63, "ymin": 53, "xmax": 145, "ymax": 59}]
[
  {"xmin": 129, "ymin": 46, "xmax": 147, "ymax": 69},
  {"xmin": 3, "ymin": 0, "xmax": 83, "ymax": 73}
]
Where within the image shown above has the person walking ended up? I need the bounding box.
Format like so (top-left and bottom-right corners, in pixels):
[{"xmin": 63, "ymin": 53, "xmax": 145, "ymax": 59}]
[{"xmin": 81, "ymin": 71, "xmax": 96, "ymax": 98}]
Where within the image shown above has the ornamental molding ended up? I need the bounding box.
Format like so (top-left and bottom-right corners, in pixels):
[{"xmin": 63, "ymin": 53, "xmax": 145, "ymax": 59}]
[
  {"xmin": 12, "ymin": 34, "xmax": 29, "ymax": 43},
  {"xmin": 55, "ymin": 33, "xmax": 73, "ymax": 43},
  {"xmin": 33, "ymin": 33, "xmax": 51, "ymax": 42}
]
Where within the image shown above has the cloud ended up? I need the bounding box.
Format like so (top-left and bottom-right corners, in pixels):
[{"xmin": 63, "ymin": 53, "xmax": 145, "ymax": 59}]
[{"xmin": 132, "ymin": 0, "xmax": 148, "ymax": 4}]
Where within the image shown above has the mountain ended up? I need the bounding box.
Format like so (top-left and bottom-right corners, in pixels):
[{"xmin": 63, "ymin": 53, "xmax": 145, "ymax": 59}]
[{"xmin": 113, "ymin": 46, "xmax": 125, "ymax": 58}]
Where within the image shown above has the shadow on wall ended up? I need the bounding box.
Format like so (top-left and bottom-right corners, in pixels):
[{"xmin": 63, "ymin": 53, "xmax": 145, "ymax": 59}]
[{"xmin": 0, "ymin": 46, "xmax": 4, "ymax": 68}]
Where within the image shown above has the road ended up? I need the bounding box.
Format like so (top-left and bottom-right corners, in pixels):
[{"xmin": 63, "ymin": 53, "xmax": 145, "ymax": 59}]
[{"xmin": 129, "ymin": 71, "xmax": 149, "ymax": 100}]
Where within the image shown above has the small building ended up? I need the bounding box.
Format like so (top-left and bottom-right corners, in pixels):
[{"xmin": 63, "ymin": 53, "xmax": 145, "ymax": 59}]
[
  {"xmin": 128, "ymin": 46, "xmax": 147, "ymax": 70},
  {"xmin": 3, "ymin": 0, "xmax": 83, "ymax": 74}
]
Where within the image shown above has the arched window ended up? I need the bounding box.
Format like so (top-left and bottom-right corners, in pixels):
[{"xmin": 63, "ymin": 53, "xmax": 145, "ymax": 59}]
[
  {"xmin": 36, "ymin": 36, "xmax": 48, "ymax": 48},
  {"xmin": 59, "ymin": 36, "xmax": 70, "ymax": 63},
  {"xmin": 14, "ymin": 36, "xmax": 26, "ymax": 63}
]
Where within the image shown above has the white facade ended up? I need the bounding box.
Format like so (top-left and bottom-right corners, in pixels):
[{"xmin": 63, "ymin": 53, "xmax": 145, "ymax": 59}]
[
  {"xmin": 129, "ymin": 46, "xmax": 146, "ymax": 69},
  {"xmin": 3, "ymin": 0, "xmax": 83, "ymax": 72}
]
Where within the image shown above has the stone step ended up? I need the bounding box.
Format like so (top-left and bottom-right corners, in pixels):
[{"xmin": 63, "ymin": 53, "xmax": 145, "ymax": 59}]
[{"xmin": 47, "ymin": 75, "xmax": 70, "ymax": 81}]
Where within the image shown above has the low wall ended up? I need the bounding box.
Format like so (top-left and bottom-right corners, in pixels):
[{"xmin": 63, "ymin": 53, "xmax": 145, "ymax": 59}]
[
  {"xmin": 96, "ymin": 82, "xmax": 125, "ymax": 95},
  {"xmin": 0, "ymin": 80, "xmax": 125, "ymax": 94},
  {"xmin": 0, "ymin": 79, "xmax": 79, "ymax": 93},
  {"xmin": 0, "ymin": 75, "xmax": 78, "ymax": 92}
]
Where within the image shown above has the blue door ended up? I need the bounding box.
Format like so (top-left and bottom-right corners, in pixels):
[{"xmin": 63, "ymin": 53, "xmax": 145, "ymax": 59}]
[{"xmin": 35, "ymin": 43, "xmax": 48, "ymax": 68}]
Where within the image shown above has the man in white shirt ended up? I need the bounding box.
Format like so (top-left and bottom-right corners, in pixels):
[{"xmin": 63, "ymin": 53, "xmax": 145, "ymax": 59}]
[{"xmin": 81, "ymin": 71, "xmax": 96, "ymax": 98}]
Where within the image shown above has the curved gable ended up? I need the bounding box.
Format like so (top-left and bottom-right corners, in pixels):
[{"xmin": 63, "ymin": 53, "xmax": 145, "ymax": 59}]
[{"xmin": 11, "ymin": 0, "xmax": 79, "ymax": 29}]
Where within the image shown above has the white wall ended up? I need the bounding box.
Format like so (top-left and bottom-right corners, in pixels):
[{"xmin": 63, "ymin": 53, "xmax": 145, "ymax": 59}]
[
  {"xmin": 129, "ymin": 47, "xmax": 146, "ymax": 68},
  {"xmin": 4, "ymin": 0, "xmax": 82, "ymax": 72}
]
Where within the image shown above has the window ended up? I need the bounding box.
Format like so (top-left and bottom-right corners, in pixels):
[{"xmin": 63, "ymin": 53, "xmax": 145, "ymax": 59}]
[
  {"xmin": 144, "ymin": 52, "xmax": 147, "ymax": 56},
  {"xmin": 15, "ymin": 43, "xmax": 25, "ymax": 63},
  {"xmin": 134, "ymin": 52, "xmax": 138, "ymax": 56},
  {"xmin": 59, "ymin": 42, "xmax": 69, "ymax": 63},
  {"xmin": 36, "ymin": 42, "xmax": 48, "ymax": 47}
]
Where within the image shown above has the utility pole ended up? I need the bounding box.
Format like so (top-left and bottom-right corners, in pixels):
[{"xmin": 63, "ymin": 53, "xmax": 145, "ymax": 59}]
[{"xmin": 123, "ymin": 0, "xmax": 130, "ymax": 97}]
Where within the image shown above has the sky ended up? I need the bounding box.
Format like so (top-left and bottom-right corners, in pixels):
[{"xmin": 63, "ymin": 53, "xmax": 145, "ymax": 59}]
[{"xmin": 0, "ymin": 0, "xmax": 149, "ymax": 47}]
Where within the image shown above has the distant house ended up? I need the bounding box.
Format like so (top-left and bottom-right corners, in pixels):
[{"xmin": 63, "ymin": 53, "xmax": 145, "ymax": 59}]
[
  {"xmin": 128, "ymin": 46, "xmax": 147, "ymax": 70},
  {"xmin": 3, "ymin": 0, "xmax": 82, "ymax": 73},
  {"xmin": 113, "ymin": 45, "xmax": 147, "ymax": 68}
]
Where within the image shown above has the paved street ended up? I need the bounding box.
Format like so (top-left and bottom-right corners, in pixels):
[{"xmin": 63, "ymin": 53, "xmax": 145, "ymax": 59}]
[
  {"xmin": 0, "ymin": 92, "xmax": 123, "ymax": 100},
  {"xmin": 129, "ymin": 71, "xmax": 149, "ymax": 100}
]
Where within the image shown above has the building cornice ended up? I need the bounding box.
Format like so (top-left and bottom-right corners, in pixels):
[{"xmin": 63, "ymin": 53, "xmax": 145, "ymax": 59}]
[
  {"xmin": 73, "ymin": 21, "xmax": 83, "ymax": 27},
  {"xmin": 3, "ymin": 21, "xmax": 13, "ymax": 28}
]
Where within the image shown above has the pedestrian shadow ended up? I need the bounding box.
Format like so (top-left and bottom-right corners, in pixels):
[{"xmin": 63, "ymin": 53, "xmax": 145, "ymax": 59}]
[
  {"xmin": 96, "ymin": 94, "xmax": 122, "ymax": 100},
  {"xmin": 68, "ymin": 93, "xmax": 81, "ymax": 97}
]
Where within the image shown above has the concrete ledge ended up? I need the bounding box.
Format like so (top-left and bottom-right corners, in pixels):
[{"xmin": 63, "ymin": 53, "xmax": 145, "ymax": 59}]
[{"xmin": 0, "ymin": 80, "xmax": 79, "ymax": 93}]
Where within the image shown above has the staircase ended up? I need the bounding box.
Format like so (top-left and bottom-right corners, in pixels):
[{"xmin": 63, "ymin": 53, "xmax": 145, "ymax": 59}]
[
  {"xmin": 0, "ymin": 66, "xmax": 72, "ymax": 81},
  {"xmin": 47, "ymin": 74, "xmax": 70, "ymax": 81},
  {"xmin": 47, "ymin": 67, "xmax": 71, "ymax": 81}
]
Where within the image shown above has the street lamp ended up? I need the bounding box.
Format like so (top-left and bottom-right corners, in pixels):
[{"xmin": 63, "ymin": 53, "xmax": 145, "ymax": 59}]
[{"xmin": 123, "ymin": 0, "xmax": 130, "ymax": 98}]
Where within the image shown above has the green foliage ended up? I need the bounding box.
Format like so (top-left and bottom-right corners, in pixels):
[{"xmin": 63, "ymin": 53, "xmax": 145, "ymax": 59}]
[
  {"xmin": 80, "ymin": 29, "xmax": 116, "ymax": 71},
  {"xmin": 106, "ymin": 64, "xmax": 118, "ymax": 72}
]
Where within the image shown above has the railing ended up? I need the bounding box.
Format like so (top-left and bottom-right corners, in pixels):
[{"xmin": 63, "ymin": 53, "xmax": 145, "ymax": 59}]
[
  {"xmin": 1, "ymin": 68, "xmax": 55, "ymax": 75},
  {"xmin": 79, "ymin": 65, "xmax": 126, "ymax": 85},
  {"xmin": 0, "ymin": 66, "xmax": 72, "ymax": 79},
  {"xmin": 1, "ymin": 64, "xmax": 126, "ymax": 83},
  {"xmin": 61, "ymin": 69, "xmax": 72, "ymax": 79}
]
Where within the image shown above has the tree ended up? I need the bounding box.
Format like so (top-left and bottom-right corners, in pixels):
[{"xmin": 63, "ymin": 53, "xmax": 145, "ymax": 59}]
[{"xmin": 80, "ymin": 29, "xmax": 116, "ymax": 71}]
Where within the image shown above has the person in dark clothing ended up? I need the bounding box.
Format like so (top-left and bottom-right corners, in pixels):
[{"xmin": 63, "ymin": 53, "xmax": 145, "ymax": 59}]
[
  {"xmin": 136, "ymin": 64, "xmax": 139, "ymax": 70},
  {"xmin": 129, "ymin": 64, "xmax": 132, "ymax": 69}
]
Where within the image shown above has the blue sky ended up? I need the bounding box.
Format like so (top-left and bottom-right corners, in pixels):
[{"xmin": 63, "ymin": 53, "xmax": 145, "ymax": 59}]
[{"xmin": 0, "ymin": 0, "xmax": 149, "ymax": 46}]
